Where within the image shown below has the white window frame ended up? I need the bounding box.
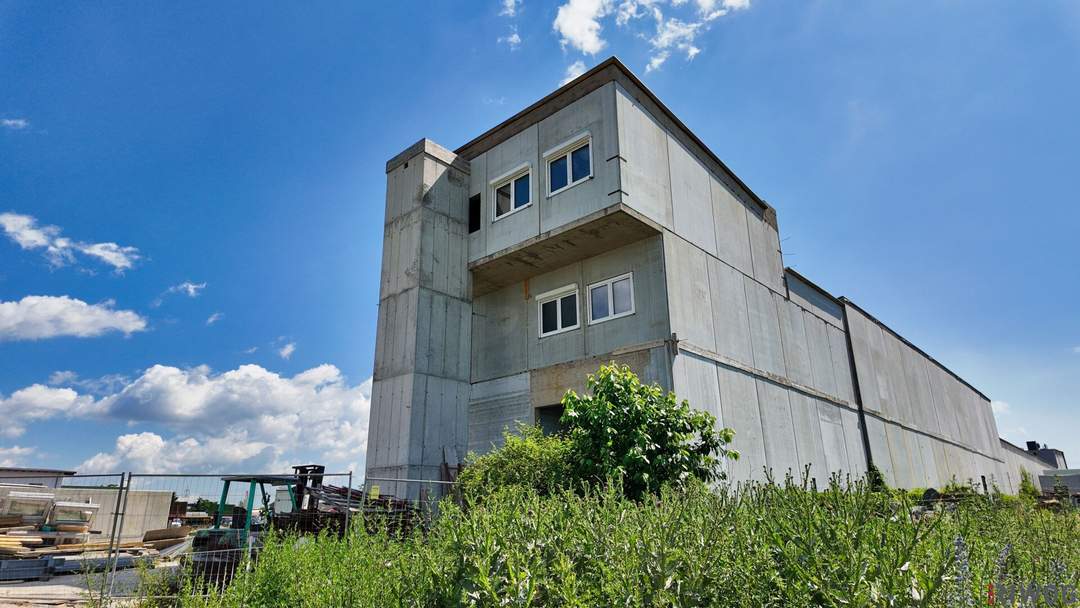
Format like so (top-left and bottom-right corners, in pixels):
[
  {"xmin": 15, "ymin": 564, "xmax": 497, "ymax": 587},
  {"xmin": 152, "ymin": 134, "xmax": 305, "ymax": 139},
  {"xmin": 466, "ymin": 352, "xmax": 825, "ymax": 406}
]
[
  {"xmin": 544, "ymin": 132, "xmax": 593, "ymax": 197},
  {"xmin": 587, "ymin": 272, "xmax": 635, "ymax": 325},
  {"xmin": 536, "ymin": 284, "xmax": 581, "ymax": 338},
  {"xmin": 490, "ymin": 162, "xmax": 532, "ymax": 222}
]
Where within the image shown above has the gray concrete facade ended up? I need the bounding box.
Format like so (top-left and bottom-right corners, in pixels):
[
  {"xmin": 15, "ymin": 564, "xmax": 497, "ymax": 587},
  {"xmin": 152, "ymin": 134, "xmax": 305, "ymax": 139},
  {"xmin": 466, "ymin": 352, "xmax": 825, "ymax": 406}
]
[{"xmin": 364, "ymin": 58, "xmax": 1063, "ymax": 493}]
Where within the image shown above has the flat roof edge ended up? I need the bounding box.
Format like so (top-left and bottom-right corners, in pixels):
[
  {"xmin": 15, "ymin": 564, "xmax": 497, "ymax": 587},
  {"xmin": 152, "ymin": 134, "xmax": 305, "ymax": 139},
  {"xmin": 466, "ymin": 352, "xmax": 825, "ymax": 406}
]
[
  {"xmin": 840, "ymin": 297, "xmax": 992, "ymax": 402},
  {"xmin": 386, "ymin": 138, "xmax": 468, "ymax": 175}
]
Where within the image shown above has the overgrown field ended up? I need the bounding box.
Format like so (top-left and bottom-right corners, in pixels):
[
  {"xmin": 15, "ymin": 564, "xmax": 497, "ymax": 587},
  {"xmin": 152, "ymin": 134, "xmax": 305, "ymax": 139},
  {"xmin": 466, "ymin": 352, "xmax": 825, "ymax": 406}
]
[{"xmin": 178, "ymin": 478, "xmax": 1080, "ymax": 608}]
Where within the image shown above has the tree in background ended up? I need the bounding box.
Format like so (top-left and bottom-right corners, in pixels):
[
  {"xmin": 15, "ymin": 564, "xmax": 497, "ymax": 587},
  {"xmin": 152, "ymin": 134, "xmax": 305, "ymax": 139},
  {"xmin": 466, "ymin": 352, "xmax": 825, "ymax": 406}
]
[
  {"xmin": 457, "ymin": 424, "xmax": 572, "ymax": 501},
  {"xmin": 561, "ymin": 363, "xmax": 737, "ymax": 499}
]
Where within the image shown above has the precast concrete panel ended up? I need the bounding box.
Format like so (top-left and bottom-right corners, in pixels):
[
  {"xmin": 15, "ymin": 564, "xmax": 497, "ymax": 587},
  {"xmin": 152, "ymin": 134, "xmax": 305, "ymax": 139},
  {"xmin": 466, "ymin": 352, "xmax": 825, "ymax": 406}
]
[
  {"xmin": 776, "ymin": 296, "xmax": 814, "ymax": 387},
  {"xmin": 844, "ymin": 306, "xmax": 881, "ymax": 414},
  {"xmin": 420, "ymin": 204, "xmax": 470, "ymax": 300},
  {"xmin": 884, "ymin": 333, "xmax": 917, "ymax": 427},
  {"xmin": 539, "ymin": 86, "xmax": 617, "ymax": 232},
  {"xmin": 915, "ymin": 433, "xmax": 941, "ymax": 488},
  {"xmin": 716, "ymin": 366, "xmax": 768, "ymax": 483},
  {"xmin": 827, "ymin": 325, "xmax": 857, "ymax": 404},
  {"xmin": 803, "ymin": 313, "xmax": 839, "ymax": 398},
  {"xmin": 885, "ymin": 422, "xmax": 916, "ymax": 488},
  {"xmin": 786, "ymin": 272, "xmax": 844, "ymax": 329},
  {"xmin": 582, "ymin": 237, "xmax": 670, "ymax": 357},
  {"xmin": 746, "ymin": 211, "xmax": 785, "ymax": 294},
  {"xmin": 744, "ymin": 277, "xmax": 787, "ymax": 378},
  {"xmin": 816, "ymin": 401, "xmax": 852, "ymax": 477},
  {"xmin": 471, "ymin": 284, "xmax": 528, "ymax": 381},
  {"xmin": 706, "ymin": 256, "xmax": 753, "ymax": 366},
  {"xmin": 614, "ymin": 84, "xmax": 674, "ymax": 228},
  {"xmin": 900, "ymin": 343, "xmax": 937, "ymax": 434},
  {"xmin": 788, "ymin": 392, "xmax": 828, "ymax": 483},
  {"xmin": 864, "ymin": 415, "xmax": 895, "ymax": 487},
  {"xmin": 374, "ymin": 288, "xmax": 419, "ymax": 380},
  {"xmin": 468, "ymin": 373, "xmax": 532, "ymax": 454},
  {"xmin": 710, "ymin": 176, "xmax": 754, "ymax": 276},
  {"xmin": 672, "ymin": 354, "xmax": 726, "ymax": 477},
  {"xmin": 756, "ymin": 380, "xmax": 800, "ymax": 478},
  {"xmin": 668, "ymin": 135, "xmax": 718, "ymax": 257},
  {"xmin": 664, "ymin": 233, "xmax": 716, "ymax": 351},
  {"xmin": 380, "ymin": 212, "xmax": 422, "ymax": 297},
  {"xmin": 528, "ymin": 262, "xmax": 587, "ymax": 369},
  {"xmin": 483, "ymin": 126, "xmax": 541, "ymax": 256},
  {"xmin": 839, "ymin": 408, "xmax": 868, "ymax": 478}
]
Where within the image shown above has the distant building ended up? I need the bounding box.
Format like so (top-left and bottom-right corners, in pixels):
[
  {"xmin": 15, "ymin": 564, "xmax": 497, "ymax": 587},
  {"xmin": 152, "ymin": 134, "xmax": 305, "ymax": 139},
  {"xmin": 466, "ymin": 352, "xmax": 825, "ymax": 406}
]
[
  {"xmin": 1026, "ymin": 440, "xmax": 1068, "ymax": 469},
  {"xmin": 0, "ymin": 467, "xmax": 76, "ymax": 488},
  {"xmin": 364, "ymin": 57, "xmax": 1066, "ymax": 495}
]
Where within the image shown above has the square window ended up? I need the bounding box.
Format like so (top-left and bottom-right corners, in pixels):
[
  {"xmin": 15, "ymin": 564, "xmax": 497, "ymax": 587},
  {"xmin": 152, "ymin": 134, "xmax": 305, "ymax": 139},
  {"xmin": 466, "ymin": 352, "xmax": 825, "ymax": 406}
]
[
  {"xmin": 513, "ymin": 174, "xmax": 530, "ymax": 208},
  {"xmin": 571, "ymin": 143, "xmax": 590, "ymax": 182},
  {"xmin": 549, "ymin": 156, "xmax": 568, "ymax": 193},
  {"xmin": 590, "ymin": 284, "xmax": 609, "ymax": 321},
  {"xmin": 612, "ymin": 277, "xmax": 632, "ymax": 315},
  {"xmin": 541, "ymin": 300, "xmax": 558, "ymax": 335},
  {"xmin": 587, "ymin": 273, "xmax": 634, "ymax": 324}
]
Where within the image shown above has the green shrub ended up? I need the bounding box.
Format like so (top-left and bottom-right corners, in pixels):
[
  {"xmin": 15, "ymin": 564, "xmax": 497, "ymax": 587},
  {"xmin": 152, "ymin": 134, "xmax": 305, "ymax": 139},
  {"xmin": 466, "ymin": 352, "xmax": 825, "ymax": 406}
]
[
  {"xmin": 1019, "ymin": 469, "xmax": 1041, "ymax": 501},
  {"xmin": 185, "ymin": 476, "xmax": 1080, "ymax": 608},
  {"xmin": 457, "ymin": 424, "xmax": 572, "ymax": 501},
  {"xmin": 561, "ymin": 363, "xmax": 737, "ymax": 499}
]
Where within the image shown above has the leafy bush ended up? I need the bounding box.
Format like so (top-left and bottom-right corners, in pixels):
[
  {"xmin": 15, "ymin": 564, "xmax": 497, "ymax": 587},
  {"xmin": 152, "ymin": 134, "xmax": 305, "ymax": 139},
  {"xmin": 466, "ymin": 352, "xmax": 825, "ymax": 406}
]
[
  {"xmin": 561, "ymin": 363, "xmax": 737, "ymax": 499},
  {"xmin": 183, "ymin": 476, "xmax": 1080, "ymax": 608},
  {"xmin": 457, "ymin": 424, "xmax": 572, "ymax": 501},
  {"xmin": 1019, "ymin": 469, "xmax": 1041, "ymax": 501}
]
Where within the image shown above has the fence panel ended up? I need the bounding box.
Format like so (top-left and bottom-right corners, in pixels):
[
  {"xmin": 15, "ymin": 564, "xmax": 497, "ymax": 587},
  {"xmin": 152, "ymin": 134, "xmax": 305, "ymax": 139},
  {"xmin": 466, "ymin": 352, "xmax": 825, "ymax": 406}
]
[
  {"xmin": 0, "ymin": 473, "xmax": 124, "ymax": 605},
  {"xmin": 110, "ymin": 470, "xmax": 356, "ymax": 603}
]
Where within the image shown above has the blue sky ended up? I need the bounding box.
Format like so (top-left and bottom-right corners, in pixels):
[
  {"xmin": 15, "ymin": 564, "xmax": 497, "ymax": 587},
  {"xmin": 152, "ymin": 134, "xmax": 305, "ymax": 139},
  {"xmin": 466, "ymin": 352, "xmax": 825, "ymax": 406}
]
[{"xmin": 1, "ymin": 1, "xmax": 1078, "ymax": 475}]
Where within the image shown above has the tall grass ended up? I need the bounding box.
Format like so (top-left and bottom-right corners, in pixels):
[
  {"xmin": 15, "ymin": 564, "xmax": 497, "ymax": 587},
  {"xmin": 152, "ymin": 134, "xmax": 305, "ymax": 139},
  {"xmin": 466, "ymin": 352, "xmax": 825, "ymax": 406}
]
[{"xmin": 179, "ymin": 476, "xmax": 1079, "ymax": 608}]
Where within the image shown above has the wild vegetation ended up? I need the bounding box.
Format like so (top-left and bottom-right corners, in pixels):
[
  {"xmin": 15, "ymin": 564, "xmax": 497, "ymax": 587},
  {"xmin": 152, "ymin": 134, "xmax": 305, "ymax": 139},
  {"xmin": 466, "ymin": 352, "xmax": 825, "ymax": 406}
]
[{"xmin": 143, "ymin": 364, "xmax": 1078, "ymax": 607}]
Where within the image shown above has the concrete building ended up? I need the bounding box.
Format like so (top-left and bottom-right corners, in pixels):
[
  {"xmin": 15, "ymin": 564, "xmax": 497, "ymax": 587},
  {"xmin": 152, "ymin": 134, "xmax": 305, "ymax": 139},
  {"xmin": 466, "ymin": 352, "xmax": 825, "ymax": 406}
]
[{"xmin": 365, "ymin": 57, "xmax": 1064, "ymax": 494}]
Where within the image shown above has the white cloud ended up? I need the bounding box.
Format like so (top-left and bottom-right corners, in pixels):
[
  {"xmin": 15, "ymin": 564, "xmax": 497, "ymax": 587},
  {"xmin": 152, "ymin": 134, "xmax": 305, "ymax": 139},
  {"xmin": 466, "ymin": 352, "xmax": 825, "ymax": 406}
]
[
  {"xmin": 206, "ymin": 312, "xmax": 224, "ymax": 326},
  {"xmin": 0, "ymin": 295, "xmax": 147, "ymax": 342},
  {"xmin": 0, "ymin": 212, "xmax": 140, "ymax": 272},
  {"xmin": 560, "ymin": 60, "xmax": 589, "ymax": 85},
  {"xmin": 68, "ymin": 363, "xmax": 372, "ymax": 474},
  {"xmin": 1071, "ymin": 346, "xmax": 1080, "ymax": 354},
  {"xmin": 991, "ymin": 400, "xmax": 1010, "ymax": 415},
  {"xmin": 243, "ymin": 346, "xmax": 258, "ymax": 354},
  {"xmin": 152, "ymin": 281, "xmax": 207, "ymax": 307},
  {"xmin": 1, "ymin": 118, "xmax": 29, "ymax": 131},
  {"xmin": 0, "ymin": 446, "xmax": 35, "ymax": 467},
  {"xmin": 650, "ymin": 16, "xmax": 703, "ymax": 61},
  {"xmin": 0, "ymin": 384, "xmax": 105, "ymax": 437},
  {"xmin": 554, "ymin": 0, "xmax": 613, "ymax": 55},
  {"xmin": 499, "ymin": 28, "xmax": 523, "ymax": 49},
  {"xmin": 500, "ymin": 0, "xmax": 521, "ymax": 17},
  {"xmin": 646, "ymin": 50, "xmax": 670, "ymax": 72},
  {"xmin": 278, "ymin": 342, "xmax": 296, "ymax": 360},
  {"xmin": 48, "ymin": 370, "xmax": 79, "ymax": 386},
  {"xmin": 611, "ymin": 0, "xmax": 752, "ymax": 73}
]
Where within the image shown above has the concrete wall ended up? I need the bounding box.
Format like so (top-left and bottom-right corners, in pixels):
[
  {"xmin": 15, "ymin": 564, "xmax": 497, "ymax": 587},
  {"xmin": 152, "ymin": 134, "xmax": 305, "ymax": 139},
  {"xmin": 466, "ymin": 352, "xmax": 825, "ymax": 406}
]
[
  {"xmin": 1000, "ymin": 440, "xmax": 1053, "ymax": 493},
  {"xmin": 844, "ymin": 302, "xmax": 1011, "ymax": 491},
  {"xmin": 0, "ymin": 484, "xmax": 170, "ymax": 541},
  {"xmin": 467, "ymin": 84, "xmax": 621, "ymax": 263},
  {"xmin": 367, "ymin": 140, "xmax": 472, "ymax": 484}
]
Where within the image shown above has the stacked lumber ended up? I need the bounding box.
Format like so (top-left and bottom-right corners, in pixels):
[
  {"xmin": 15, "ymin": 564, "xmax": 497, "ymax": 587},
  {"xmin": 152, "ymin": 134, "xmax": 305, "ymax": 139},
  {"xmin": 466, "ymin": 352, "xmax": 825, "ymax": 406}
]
[{"xmin": 0, "ymin": 534, "xmax": 44, "ymax": 555}]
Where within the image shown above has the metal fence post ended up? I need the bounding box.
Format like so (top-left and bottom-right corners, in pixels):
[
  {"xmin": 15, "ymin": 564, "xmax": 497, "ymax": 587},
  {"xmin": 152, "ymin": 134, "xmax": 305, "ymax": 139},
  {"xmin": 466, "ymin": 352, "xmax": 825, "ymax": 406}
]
[
  {"xmin": 102, "ymin": 472, "xmax": 127, "ymax": 601},
  {"xmin": 344, "ymin": 470, "xmax": 353, "ymax": 543},
  {"xmin": 107, "ymin": 472, "xmax": 134, "ymax": 599}
]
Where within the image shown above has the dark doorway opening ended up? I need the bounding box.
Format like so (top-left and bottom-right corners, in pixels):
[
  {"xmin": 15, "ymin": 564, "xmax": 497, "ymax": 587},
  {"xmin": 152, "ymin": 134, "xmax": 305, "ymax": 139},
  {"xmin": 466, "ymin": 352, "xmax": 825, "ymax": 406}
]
[{"xmin": 535, "ymin": 404, "xmax": 565, "ymax": 436}]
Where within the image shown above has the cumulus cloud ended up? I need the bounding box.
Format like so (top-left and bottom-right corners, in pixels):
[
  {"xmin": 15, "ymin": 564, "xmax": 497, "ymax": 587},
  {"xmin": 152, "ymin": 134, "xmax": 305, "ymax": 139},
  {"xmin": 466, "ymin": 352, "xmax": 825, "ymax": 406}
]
[
  {"xmin": 0, "ymin": 212, "xmax": 140, "ymax": 272},
  {"xmin": 0, "ymin": 295, "xmax": 147, "ymax": 342},
  {"xmin": 0, "ymin": 384, "xmax": 106, "ymax": 437},
  {"xmin": 560, "ymin": 60, "xmax": 589, "ymax": 85},
  {"xmin": 69, "ymin": 363, "xmax": 372, "ymax": 474},
  {"xmin": 554, "ymin": 0, "xmax": 613, "ymax": 55},
  {"xmin": 278, "ymin": 342, "xmax": 296, "ymax": 360},
  {"xmin": 206, "ymin": 312, "xmax": 224, "ymax": 326},
  {"xmin": 1, "ymin": 118, "xmax": 30, "ymax": 131},
  {"xmin": 0, "ymin": 446, "xmax": 35, "ymax": 467}
]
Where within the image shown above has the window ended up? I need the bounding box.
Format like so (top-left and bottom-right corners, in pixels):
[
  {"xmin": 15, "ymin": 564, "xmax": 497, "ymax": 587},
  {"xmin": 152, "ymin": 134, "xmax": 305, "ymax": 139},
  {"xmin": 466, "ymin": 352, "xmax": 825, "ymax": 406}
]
[
  {"xmin": 537, "ymin": 286, "xmax": 580, "ymax": 337},
  {"xmin": 468, "ymin": 194, "xmax": 481, "ymax": 233},
  {"xmin": 588, "ymin": 273, "xmax": 634, "ymax": 324},
  {"xmin": 546, "ymin": 135, "xmax": 592, "ymax": 196},
  {"xmin": 491, "ymin": 165, "xmax": 531, "ymax": 221}
]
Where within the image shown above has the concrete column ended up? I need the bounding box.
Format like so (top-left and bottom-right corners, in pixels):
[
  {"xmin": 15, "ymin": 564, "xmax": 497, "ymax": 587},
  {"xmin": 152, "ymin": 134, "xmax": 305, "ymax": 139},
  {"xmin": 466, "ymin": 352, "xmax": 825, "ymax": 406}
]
[{"xmin": 366, "ymin": 139, "xmax": 472, "ymax": 494}]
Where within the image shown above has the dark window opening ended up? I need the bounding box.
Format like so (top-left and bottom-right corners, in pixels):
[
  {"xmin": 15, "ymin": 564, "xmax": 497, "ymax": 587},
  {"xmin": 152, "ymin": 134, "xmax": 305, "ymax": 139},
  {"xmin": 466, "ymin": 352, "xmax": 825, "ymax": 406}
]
[{"xmin": 468, "ymin": 194, "xmax": 481, "ymax": 233}]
